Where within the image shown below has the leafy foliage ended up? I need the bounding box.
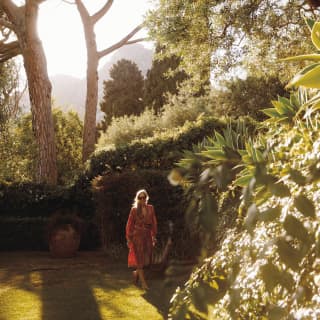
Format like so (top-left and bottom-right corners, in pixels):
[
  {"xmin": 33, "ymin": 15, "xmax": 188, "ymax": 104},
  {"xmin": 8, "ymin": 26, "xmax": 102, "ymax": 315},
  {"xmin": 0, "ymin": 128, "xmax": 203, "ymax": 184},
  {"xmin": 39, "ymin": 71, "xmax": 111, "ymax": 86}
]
[
  {"xmin": 0, "ymin": 60, "xmax": 20, "ymax": 128},
  {"xmin": 217, "ymin": 75, "xmax": 286, "ymax": 120},
  {"xmin": 90, "ymin": 116, "xmax": 258, "ymax": 181},
  {"xmin": 146, "ymin": 0, "xmax": 318, "ymax": 85},
  {"xmin": 167, "ymin": 17, "xmax": 320, "ymax": 319},
  {"xmin": 0, "ymin": 108, "xmax": 83, "ymax": 185}
]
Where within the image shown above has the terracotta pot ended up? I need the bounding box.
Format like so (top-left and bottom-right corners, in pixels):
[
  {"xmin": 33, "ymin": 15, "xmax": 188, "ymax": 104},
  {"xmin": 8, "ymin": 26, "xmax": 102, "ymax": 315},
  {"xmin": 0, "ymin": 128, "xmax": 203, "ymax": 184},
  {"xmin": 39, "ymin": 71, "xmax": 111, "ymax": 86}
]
[{"xmin": 49, "ymin": 224, "xmax": 80, "ymax": 258}]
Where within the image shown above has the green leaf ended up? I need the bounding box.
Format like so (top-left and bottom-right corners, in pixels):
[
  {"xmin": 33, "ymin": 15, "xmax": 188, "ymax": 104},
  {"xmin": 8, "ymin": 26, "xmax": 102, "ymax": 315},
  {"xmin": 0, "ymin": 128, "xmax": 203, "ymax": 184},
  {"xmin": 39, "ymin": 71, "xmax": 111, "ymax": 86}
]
[
  {"xmin": 289, "ymin": 169, "xmax": 306, "ymax": 186},
  {"xmin": 287, "ymin": 63, "xmax": 320, "ymax": 89},
  {"xmin": 262, "ymin": 108, "xmax": 281, "ymax": 118},
  {"xmin": 278, "ymin": 96, "xmax": 292, "ymax": 109},
  {"xmin": 283, "ymin": 214, "xmax": 309, "ymax": 243},
  {"xmin": 223, "ymin": 146, "xmax": 241, "ymax": 161},
  {"xmin": 205, "ymin": 280, "xmax": 227, "ymax": 304},
  {"xmin": 268, "ymin": 182, "xmax": 291, "ymax": 198},
  {"xmin": 260, "ymin": 262, "xmax": 281, "ymax": 292},
  {"xmin": 214, "ymin": 131, "xmax": 226, "ymax": 146},
  {"xmin": 244, "ymin": 203, "xmax": 258, "ymax": 233},
  {"xmin": 271, "ymin": 100, "xmax": 288, "ymax": 115},
  {"xmin": 199, "ymin": 193, "xmax": 218, "ymax": 233},
  {"xmin": 316, "ymin": 236, "xmax": 320, "ymax": 257},
  {"xmin": 312, "ymin": 21, "xmax": 320, "ymax": 50},
  {"xmin": 278, "ymin": 270, "xmax": 295, "ymax": 291},
  {"xmin": 234, "ymin": 174, "xmax": 252, "ymax": 187},
  {"xmin": 172, "ymin": 303, "xmax": 188, "ymax": 320},
  {"xmin": 201, "ymin": 149, "xmax": 226, "ymax": 160},
  {"xmin": 268, "ymin": 306, "xmax": 287, "ymax": 320},
  {"xmin": 305, "ymin": 17, "xmax": 316, "ymax": 32},
  {"xmin": 281, "ymin": 54, "xmax": 320, "ymax": 62},
  {"xmin": 255, "ymin": 186, "xmax": 272, "ymax": 206},
  {"xmin": 290, "ymin": 93, "xmax": 300, "ymax": 109},
  {"xmin": 190, "ymin": 284, "xmax": 208, "ymax": 313},
  {"xmin": 259, "ymin": 206, "xmax": 282, "ymax": 222},
  {"xmin": 277, "ymin": 238, "xmax": 303, "ymax": 270},
  {"xmin": 294, "ymin": 194, "xmax": 315, "ymax": 218}
]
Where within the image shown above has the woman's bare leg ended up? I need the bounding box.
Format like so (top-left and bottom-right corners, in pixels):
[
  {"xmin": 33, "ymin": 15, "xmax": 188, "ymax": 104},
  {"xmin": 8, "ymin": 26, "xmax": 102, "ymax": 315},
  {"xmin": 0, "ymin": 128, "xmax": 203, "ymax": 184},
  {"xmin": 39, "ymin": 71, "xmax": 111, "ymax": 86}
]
[
  {"xmin": 137, "ymin": 268, "xmax": 148, "ymax": 289},
  {"xmin": 132, "ymin": 270, "xmax": 139, "ymax": 284}
]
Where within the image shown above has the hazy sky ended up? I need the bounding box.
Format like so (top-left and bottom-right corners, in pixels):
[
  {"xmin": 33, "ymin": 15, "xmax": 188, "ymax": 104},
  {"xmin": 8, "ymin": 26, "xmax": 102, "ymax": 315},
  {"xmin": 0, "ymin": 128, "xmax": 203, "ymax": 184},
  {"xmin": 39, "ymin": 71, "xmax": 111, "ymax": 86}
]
[{"xmin": 38, "ymin": 0, "xmax": 154, "ymax": 78}]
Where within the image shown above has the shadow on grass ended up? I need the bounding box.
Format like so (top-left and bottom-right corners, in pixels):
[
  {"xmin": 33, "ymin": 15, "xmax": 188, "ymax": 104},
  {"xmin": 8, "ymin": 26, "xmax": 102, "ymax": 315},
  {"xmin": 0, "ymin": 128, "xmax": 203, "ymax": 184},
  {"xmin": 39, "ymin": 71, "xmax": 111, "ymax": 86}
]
[
  {"xmin": 40, "ymin": 269, "xmax": 102, "ymax": 320},
  {"xmin": 0, "ymin": 251, "xmax": 173, "ymax": 320}
]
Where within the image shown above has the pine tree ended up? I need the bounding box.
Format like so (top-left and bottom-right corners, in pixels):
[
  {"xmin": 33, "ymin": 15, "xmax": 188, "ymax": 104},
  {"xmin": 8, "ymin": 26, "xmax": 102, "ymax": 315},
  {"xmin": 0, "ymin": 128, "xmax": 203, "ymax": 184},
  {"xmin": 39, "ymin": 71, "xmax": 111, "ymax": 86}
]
[
  {"xmin": 143, "ymin": 47, "xmax": 188, "ymax": 113},
  {"xmin": 100, "ymin": 59, "xmax": 144, "ymax": 130}
]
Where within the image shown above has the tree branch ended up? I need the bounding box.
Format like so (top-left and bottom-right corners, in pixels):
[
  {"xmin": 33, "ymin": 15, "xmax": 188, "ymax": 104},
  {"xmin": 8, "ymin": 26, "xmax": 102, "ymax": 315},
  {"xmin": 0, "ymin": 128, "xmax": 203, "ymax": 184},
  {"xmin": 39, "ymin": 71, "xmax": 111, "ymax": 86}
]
[
  {"xmin": 0, "ymin": 17, "xmax": 14, "ymax": 30},
  {"xmin": 92, "ymin": 0, "xmax": 113, "ymax": 24},
  {"xmin": 0, "ymin": 40, "xmax": 20, "ymax": 63},
  {"xmin": 75, "ymin": 0, "xmax": 90, "ymax": 21},
  {"xmin": 98, "ymin": 24, "xmax": 144, "ymax": 58},
  {"xmin": 125, "ymin": 37, "xmax": 148, "ymax": 45},
  {"xmin": 0, "ymin": 0, "xmax": 20, "ymax": 20}
]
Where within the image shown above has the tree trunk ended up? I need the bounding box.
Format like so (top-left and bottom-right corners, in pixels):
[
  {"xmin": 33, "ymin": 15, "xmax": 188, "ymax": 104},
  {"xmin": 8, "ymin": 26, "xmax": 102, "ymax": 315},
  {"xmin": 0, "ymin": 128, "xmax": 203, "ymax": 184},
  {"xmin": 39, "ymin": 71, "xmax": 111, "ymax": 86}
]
[
  {"xmin": 18, "ymin": 1, "xmax": 57, "ymax": 184},
  {"xmin": 76, "ymin": 1, "xmax": 99, "ymax": 163},
  {"xmin": 82, "ymin": 48, "xmax": 99, "ymax": 162},
  {"xmin": 76, "ymin": 0, "xmax": 144, "ymax": 162}
]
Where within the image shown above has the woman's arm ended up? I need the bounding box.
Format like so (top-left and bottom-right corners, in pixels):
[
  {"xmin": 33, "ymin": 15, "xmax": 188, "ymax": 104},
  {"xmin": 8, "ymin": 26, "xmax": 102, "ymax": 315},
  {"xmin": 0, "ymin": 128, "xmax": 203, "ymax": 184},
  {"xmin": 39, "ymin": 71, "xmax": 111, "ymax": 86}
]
[
  {"xmin": 150, "ymin": 205, "xmax": 157, "ymax": 244},
  {"xmin": 125, "ymin": 208, "xmax": 135, "ymax": 244}
]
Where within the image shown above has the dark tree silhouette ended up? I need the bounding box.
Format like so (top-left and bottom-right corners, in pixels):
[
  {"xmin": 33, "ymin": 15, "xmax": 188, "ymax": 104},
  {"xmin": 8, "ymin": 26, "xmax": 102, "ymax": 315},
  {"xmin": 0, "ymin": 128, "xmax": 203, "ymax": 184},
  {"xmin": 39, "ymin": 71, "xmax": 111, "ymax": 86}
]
[{"xmin": 100, "ymin": 59, "xmax": 144, "ymax": 129}]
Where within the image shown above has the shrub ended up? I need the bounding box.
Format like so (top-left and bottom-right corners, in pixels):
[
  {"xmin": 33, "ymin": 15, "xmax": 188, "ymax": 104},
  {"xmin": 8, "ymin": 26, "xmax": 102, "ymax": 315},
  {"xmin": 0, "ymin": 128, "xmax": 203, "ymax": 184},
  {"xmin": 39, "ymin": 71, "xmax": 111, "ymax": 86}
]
[
  {"xmin": 0, "ymin": 108, "xmax": 83, "ymax": 185},
  {"xmin": 90, "ymin": 116, "xmax": 258, "ymax": 180}
]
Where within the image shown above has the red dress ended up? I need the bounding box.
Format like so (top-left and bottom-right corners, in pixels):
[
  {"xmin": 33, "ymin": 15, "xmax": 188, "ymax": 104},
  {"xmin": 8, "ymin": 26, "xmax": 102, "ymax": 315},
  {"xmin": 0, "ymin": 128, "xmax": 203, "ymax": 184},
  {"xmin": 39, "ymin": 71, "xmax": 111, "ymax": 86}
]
[{"xmin": 126, "ymin": 204, "xmax": 157, "ymax": 268}]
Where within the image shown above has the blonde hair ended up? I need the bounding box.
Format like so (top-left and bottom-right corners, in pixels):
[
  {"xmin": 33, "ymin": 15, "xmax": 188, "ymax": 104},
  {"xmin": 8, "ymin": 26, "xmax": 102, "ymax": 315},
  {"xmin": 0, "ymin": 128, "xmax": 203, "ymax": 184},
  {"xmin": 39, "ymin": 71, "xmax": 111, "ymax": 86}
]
[{"xmin": 133, "ymin": 189, "xmax": 149, "ymax": 208}]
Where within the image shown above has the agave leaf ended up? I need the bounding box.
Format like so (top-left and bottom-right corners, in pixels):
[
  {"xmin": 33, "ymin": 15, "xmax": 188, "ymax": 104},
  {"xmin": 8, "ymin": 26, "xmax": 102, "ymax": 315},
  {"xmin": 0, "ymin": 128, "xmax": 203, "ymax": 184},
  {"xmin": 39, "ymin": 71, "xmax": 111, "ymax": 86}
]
[
  {"xmin": 215, "ymin": 131, "xmax": 226, "ymax": 147},
  {"xmin": 279, "ymin": 97, "xmax": 296, "ymax": 114},
  {"xmin": 276, "ymin": 101, "xmax": 293, "ymax": 115},
  {"xmin": 278, "ymin": 96, "xmax": 291, "ymax": 107},
  {"xmin": 271, "ymin": 100, "xmax": 286, "ymax": 115},
  {"xmin": 281, "ymin": 54, "xmax": 320, "ymax": 62},
  {"xmin": 306, "ymin": 101, "xmax": 320, "ymax": 116},
  {"xmin": 262, "ymin": 108, "xmax": 281, "ymax": 118},
  {"xmin": 289, "ymin": 93, "xmax": 300, "ymax": 109},
  {"xmin": 234, "ymin": 174, "xmax": 253, "ymax": 187},
  {"xmin": 201, "ymin": 149, "xmax": 227, "ymax": 160},
  {"xmin": 312, "ymin": 22, "xmax": 320, "ymax": 50},
  {"xmin": 287, "ymin": 63, "xmax": 320, "ymax": 89}
]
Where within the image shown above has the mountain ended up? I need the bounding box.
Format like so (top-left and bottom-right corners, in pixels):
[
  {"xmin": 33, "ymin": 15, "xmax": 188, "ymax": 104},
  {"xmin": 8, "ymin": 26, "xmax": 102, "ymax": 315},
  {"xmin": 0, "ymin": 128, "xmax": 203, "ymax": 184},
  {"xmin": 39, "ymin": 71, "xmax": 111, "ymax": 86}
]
[
  {"xmin": 50, "ymin": 74, "xmax": 86, "ymax": 118},
  {"xmin": 50, "ymin": 43, "xmax": 153, "ymax": 120}
]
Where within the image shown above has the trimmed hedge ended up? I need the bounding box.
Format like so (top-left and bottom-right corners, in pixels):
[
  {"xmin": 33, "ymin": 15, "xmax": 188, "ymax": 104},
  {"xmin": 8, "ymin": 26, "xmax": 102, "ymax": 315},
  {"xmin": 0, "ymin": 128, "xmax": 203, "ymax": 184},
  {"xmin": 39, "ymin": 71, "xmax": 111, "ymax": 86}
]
[
  {"xmin": 0, "ymin": 182, "xmax": 98, "ymax": 250},
  {"xmin": 0, "ymin": 182, "xmax": 94, "ymax": 218},
  {"xmin": 87, "ymin": 116, "xmax": 258, "ymax": 181}
]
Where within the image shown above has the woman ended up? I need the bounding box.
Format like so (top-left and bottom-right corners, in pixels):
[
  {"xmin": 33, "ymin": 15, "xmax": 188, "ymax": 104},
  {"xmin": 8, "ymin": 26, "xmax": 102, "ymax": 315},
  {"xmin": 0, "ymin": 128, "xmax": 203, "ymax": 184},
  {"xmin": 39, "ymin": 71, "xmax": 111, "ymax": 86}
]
[{"xmin": 126, "ymin": 189, "xmax": 157, "ymax": 290}]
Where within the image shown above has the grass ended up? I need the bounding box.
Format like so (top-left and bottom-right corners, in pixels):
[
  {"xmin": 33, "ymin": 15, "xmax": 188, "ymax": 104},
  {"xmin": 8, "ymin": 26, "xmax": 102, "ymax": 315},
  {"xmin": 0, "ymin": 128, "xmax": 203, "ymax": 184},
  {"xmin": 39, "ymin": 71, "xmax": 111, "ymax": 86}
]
[{"xmin": 0, "ymin": 251, "xmax": 177, "ymax": 320}]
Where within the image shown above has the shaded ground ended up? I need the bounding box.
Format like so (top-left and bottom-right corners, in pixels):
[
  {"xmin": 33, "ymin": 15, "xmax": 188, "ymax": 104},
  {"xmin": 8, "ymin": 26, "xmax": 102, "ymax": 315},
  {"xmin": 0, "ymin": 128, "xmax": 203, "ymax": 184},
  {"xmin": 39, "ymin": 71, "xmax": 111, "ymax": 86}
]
[{"xmin": 0, "ymin": 251, "xmax": 176, "ymax": 320}]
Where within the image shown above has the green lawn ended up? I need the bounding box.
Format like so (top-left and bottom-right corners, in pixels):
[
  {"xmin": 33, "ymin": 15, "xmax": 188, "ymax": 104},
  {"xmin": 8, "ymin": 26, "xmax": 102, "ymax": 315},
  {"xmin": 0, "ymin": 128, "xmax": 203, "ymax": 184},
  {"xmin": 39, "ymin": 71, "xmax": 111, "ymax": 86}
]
[{"xmin": 0, "ymin": 251, "xmax": 175, "ymax": 320}]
